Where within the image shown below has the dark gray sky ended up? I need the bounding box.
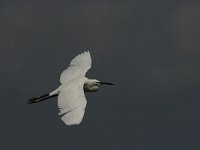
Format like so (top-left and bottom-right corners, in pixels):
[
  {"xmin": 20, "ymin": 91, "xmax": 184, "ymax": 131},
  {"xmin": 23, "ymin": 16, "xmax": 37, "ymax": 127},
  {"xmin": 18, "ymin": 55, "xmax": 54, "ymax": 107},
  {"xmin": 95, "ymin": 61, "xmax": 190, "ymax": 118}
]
[{"xmin": 1, "ymin": 0, "xmax": 200, "ymax": 150}]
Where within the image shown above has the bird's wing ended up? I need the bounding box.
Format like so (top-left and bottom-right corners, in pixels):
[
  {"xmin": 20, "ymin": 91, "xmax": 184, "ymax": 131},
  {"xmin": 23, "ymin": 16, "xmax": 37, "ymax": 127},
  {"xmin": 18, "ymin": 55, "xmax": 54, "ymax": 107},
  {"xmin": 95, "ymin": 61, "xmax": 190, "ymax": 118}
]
[
  {"xmin": 60, "ymin": 51, "xmax": 92, "ymax": 84},
  {"xmin": 58, "ymin": 78, "xmax": 87, "ymax": 125}
]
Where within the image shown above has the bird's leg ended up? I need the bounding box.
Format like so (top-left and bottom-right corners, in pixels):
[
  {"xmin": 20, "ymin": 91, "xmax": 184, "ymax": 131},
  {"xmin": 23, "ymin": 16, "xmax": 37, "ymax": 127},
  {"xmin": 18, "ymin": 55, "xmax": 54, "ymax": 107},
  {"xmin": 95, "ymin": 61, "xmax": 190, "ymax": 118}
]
[
  {"xmin": 27, "ymin": 94, "xmax": 58, "ymax": 104},
  {"xmin": 27, "ymin": 88, "xmax": 59, "ymax": 104}
]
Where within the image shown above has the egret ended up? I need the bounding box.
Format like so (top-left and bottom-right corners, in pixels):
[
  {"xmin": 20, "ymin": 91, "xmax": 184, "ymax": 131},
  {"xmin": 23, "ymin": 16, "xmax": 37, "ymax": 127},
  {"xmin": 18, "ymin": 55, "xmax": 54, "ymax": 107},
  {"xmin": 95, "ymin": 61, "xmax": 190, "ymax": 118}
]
[{"xmin": 27, "ymin": 51, "xmax": 114, "ymax": 125}]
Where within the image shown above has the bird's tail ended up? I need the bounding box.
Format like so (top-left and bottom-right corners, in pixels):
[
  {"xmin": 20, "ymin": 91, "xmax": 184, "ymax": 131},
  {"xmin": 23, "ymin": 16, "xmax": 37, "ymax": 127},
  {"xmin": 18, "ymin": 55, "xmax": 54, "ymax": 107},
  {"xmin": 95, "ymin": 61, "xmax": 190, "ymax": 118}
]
[{"xmin": 27, "ymin": 89, "xmax": 59, "ymax": 104}]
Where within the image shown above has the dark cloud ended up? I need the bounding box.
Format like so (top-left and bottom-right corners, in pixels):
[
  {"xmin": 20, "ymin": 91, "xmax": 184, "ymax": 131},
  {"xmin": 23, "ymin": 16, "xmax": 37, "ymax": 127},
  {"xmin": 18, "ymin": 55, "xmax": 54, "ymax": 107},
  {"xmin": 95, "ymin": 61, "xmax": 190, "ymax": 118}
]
[{"xmin": 1, "ymin": 0, "xmax": 200, "ymax": 150}]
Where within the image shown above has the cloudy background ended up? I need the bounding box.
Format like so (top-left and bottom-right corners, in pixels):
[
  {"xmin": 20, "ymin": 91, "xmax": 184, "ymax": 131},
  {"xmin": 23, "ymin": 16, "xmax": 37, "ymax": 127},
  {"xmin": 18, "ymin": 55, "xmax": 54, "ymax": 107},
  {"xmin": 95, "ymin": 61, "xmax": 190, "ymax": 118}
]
[{"xmin": 1, "ymin": 0, "xmax": 200, "ymax": 150}]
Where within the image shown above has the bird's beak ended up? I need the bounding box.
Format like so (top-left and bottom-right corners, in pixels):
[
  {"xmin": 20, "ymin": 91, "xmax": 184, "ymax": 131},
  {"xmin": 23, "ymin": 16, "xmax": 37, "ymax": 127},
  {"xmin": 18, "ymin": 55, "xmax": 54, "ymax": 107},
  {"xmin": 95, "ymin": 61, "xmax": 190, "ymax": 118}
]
[{"xmin": 97, "ymin": 82, "xmax": 115, "ymax": 85}]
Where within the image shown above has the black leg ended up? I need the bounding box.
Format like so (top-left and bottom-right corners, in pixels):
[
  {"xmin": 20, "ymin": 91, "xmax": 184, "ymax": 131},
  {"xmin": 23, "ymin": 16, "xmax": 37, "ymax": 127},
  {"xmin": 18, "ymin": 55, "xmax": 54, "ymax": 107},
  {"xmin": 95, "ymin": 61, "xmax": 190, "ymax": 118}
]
[{"xmin": 27, "ymin": 94, "xmax": 58, "ymax": 104}]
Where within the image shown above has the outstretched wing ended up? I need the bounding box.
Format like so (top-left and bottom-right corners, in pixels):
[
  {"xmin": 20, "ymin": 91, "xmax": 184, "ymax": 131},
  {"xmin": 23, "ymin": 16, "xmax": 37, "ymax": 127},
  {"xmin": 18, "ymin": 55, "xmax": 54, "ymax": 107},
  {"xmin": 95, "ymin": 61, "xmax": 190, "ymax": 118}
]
[
  {"xmin": 58, "ymin": 78, "xmax": 87, "ymax": 125},
  {"xmin": 60, "ymin": 51, "xmax": 92, "ymax": 84}
]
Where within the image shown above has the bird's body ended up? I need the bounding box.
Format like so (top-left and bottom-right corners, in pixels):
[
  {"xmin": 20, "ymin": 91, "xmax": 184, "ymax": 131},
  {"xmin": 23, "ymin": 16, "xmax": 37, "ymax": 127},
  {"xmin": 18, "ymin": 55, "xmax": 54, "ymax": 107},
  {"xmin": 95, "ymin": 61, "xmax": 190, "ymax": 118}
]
[{"xmin": 28, "ymin": 51, "xmax": 114, "ymax": 125}]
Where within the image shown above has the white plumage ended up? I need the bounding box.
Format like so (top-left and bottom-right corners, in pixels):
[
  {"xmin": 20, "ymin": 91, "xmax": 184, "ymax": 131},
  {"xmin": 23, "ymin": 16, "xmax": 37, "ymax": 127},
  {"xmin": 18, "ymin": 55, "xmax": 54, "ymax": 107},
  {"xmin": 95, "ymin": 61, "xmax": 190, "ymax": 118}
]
[
  {"xmin": 60, "ymin": 51, "xmax": 91, "ymax": 84},
  {"xmin": 28, "ymin": 51, "xmax": 114, "ymax": 125},
  {"xmin": 58, "ymin": 51, "xmax": 91, "ymax": 125}
]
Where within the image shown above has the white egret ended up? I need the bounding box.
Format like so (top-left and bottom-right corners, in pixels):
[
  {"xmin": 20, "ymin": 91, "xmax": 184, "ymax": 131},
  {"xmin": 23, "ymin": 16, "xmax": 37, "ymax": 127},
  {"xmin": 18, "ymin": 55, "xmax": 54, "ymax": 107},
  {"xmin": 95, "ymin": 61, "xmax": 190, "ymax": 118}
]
[{"xmin": 27, "ymin": 51, "xmax": 114, "ymax": 125}]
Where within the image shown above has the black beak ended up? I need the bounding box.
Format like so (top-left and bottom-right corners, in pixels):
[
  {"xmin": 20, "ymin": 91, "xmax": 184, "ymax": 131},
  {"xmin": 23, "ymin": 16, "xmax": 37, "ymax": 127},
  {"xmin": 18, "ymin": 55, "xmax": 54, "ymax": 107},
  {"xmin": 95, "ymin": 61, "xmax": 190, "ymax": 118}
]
[{"xmin": 97, "ymin": 82, "xmax": 115, "ymax": 85}]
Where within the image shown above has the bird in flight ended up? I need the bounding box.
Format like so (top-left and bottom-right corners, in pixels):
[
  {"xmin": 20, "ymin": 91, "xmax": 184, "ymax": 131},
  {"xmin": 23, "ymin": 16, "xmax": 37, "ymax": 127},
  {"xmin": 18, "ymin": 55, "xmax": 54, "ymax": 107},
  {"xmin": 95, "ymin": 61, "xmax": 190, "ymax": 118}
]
[{"xmin": 27, "ymin": 51, "xmax": 114, "ymax": 125}]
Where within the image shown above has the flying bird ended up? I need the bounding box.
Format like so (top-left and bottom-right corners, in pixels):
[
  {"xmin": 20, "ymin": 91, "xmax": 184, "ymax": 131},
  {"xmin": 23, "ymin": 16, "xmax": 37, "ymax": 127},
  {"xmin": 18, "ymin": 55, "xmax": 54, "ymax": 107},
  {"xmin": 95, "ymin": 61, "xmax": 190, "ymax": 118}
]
[{"xmin": 27, "ymin": 51, "xmax": 114, "ymax": 125}]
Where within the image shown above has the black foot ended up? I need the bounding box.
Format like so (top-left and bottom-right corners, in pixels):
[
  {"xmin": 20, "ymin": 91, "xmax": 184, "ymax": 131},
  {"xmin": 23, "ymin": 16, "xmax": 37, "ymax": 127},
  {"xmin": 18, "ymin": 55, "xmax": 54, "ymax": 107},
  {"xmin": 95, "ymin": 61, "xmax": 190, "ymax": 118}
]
[{"xmin": 27, "ymin": 97, "xmax": 40, "ymax": 104}]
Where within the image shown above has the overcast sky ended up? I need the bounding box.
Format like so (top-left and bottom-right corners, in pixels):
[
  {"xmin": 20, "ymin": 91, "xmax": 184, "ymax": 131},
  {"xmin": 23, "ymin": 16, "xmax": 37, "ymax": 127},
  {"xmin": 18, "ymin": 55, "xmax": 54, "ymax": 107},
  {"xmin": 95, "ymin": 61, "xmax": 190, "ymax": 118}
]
[{"xmin": 1, "ymin": 0, "xmax": 200, "ymax": 150}]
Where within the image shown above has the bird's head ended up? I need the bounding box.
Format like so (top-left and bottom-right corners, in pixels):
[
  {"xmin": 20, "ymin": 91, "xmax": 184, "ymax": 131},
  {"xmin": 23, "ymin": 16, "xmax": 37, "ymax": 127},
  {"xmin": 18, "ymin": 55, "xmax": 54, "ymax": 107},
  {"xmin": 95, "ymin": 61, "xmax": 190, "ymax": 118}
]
[
  {"xmin": 84, "ymin": 79, "xmax": 114, "ymax": 92},
  {"xmin": 90, "ymin": 79, "xmax": 114, "ymax": 86}
]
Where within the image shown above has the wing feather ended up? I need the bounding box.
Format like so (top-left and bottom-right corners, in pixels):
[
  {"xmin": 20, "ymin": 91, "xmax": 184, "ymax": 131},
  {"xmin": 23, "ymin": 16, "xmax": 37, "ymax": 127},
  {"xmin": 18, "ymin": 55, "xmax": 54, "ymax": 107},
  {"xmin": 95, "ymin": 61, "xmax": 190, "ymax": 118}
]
[
  {"xmin": 60, "ymin": 51, "xmax": 91, "ymax": 84},
  {"xmin": 58, "ymin": 78, "xmax": 87, "ymax": 125}
]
